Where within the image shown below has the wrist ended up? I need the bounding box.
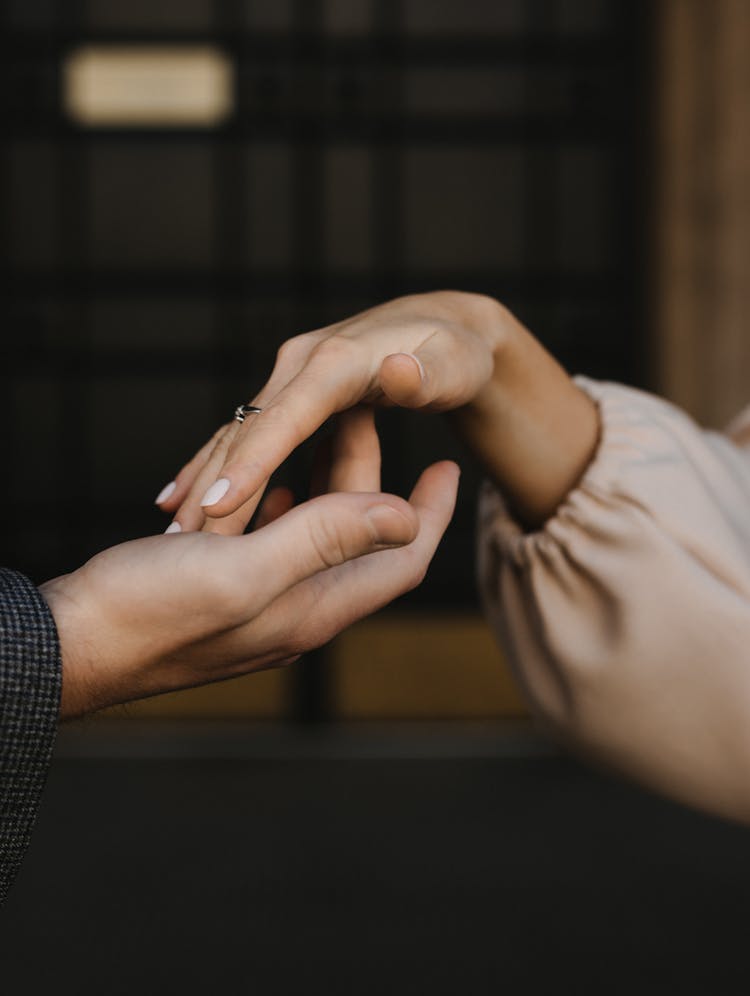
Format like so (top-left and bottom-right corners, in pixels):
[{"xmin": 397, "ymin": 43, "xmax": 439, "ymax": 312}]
[
  {"xmin": 451, "ymin": 307, "xmax": 600, "ymax": 530},
  {"xmin": 421, "ymin": 290, "xmax": 515, "ymax": 412},
  {"xmin": 430, "ymin": 290, "xmax": 511, "ymax": 354},
  {"xmin": 465, "ymin": 298, "xmax": 523, "ymax": 415},
  {"xmin": 39, "ymin": 576, "xmax": 98, "ymax": 720},
  {"xmin": 470, "ymin": 294, "xmax": 516, "ymax": 354}
]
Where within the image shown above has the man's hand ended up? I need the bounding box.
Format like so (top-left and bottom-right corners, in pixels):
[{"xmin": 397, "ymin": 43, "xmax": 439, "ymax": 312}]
[{"xmin": 42, "ymin": 410, "xmax": 459, "ymax": 718}]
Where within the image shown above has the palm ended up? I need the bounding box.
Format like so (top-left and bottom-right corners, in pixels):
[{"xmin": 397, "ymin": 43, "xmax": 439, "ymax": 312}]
[{"xmin": 43, "ymin": 415, "xmax": 460, "ymax": 718}]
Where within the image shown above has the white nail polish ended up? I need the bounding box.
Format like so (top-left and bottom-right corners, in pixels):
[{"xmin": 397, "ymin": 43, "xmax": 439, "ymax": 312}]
[
  {"xmin": 155, "ymin": 481, "xmax": 176, "ymax": 504},
  {"xmin": 201, "ymin": 478, "xmax": 231, "ymax": 507},
  {"xmin": 165, "ymin": 522, "xmax": 182, "ymax": 534}
]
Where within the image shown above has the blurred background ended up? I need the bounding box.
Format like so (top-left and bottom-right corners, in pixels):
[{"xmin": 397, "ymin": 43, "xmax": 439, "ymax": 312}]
[{"xmin": 3, "ymin": 1, "xmax": 750, "ymax": 992}]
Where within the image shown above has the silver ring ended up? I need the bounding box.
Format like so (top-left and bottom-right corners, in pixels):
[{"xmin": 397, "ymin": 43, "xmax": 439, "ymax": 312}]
[{"xmin": 234, "ymin": 404, "xmax": 263, "ymax": 424}]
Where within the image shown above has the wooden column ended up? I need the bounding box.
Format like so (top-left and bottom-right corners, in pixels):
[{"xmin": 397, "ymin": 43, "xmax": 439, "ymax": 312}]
[{"xmin": 653, "ymin": 0, "xmax": 750, "ymax": 427}]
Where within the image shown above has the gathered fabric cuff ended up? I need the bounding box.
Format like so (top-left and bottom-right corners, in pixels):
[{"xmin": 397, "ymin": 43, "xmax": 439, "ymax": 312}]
[
  {"xmin": 476, "ymin": 376, "xmax": 750, "ymax": 819},
  {"xmin": 479, "ymin": 374, "xmax": 750, "ymax": 579}
]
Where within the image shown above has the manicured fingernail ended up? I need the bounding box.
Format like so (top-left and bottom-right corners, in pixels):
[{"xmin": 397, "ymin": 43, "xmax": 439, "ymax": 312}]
[
  {"xmin": 366, "ymin": 504, "xmax": 414, "ymax": 544},
  {"xmin": 165, "ymin": 521, "xmax": 182, "ymax": 534},
  {"xmin": 201, "ymin": 478, "xmax": 231, "ymax": 507},
  {"xmin": 155, "ymin": 481, "xmax": 176, "ymax": 505}
]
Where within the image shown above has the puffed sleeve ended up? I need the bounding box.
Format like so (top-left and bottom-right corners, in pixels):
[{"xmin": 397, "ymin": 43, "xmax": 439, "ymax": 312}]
[{"xmin": 478, "ymin": 375, "xmax": 750, "ymax": 822}]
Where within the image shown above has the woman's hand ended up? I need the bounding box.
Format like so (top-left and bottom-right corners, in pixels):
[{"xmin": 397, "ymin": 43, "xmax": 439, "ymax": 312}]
[
  {"xmin": 157, "ymin": 291, "xmax": 502, "ymax": 536},
  {"xmin": 43, "ymin": 409, "xmax": 459, "ymax": 718},
  {"xmin": 158, "ymin": 289, "xmax": 599, "ymax": 534}
]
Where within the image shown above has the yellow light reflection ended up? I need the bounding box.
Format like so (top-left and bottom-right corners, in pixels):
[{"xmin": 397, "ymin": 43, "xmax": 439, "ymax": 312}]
[{"xmin": 63, "ymin": 46, "xmax": 234, "ymax": 127}]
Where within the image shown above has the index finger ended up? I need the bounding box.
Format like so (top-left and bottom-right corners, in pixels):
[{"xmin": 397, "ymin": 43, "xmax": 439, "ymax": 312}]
[{"xmin": 200, "ymin": 343, "xmax": 377, "ymax": 519}]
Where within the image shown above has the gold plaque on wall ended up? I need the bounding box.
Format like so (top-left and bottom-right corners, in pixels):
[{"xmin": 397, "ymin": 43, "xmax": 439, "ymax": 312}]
[{"xmin": 63, "ymin": 46, "xmax": 234, "ymax": 127}]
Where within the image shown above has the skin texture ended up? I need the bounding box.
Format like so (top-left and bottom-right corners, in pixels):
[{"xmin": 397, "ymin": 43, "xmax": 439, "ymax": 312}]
[
  {"xmin": 161, "ymin": 291, "xmax": 600, "ymax": 534},
  {"xmin": 42, "ymin": 409, "xmax": 459, "ymax": 718},
  {"xmin": 47, "ymin": 291, "xmax": 597, "ymax": 719}
]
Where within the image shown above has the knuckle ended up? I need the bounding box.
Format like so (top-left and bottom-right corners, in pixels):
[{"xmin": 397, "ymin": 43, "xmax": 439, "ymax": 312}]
[
  {"xmin": 307, "ymin": 513, "xmax": 355, "ymax": 570},
  {"xmin": 208, "ymin": 433, "xmax": 229, "ymax": 460},
  {"xmin": 210, "ymin": 426, "xmax": 238, "ymax": 463},
  {"xmin": 312, "ymin": 335, "xmax": 360, "ymax": 368},
  {"xmin": 275, "ymin": 334, "xmax": 311, "ymax": 368},
  {"xmin": 212, "ymin": 423, "xmax": 232, "ymax": 444}
]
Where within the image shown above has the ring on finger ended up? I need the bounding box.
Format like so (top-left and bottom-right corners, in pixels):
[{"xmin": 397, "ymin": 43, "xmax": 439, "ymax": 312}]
[{"xmin": 234, "ymin": 403, "xmax": 263, "ymax": 424}]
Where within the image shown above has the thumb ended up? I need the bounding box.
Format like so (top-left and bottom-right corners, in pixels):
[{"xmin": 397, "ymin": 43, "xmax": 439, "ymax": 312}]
[
  {"xmin": 236, "ymin": 491, "xmax": 419, "ymax": 612},
  {"xmin": 379, "ymin": 328, "xmax": 493, "ymax": 411}
]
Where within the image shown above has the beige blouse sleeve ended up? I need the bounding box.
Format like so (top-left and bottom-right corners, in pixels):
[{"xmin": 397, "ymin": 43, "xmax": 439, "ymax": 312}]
[
  {"xmin": 723, "ymin": 401, "xmax": 750, "ymax": 451},
  {"xmin": 478, "ymin": 375, "xmax": 750, "ymax": 822}
]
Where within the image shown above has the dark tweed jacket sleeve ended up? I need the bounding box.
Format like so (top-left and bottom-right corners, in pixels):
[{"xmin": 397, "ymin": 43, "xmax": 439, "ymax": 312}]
[{"xmin": 0, "ymin": 569, "xmax": 62, "ymax": 905}]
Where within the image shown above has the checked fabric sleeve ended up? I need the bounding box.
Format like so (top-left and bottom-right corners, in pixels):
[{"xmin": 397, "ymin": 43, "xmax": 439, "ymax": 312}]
[{"xmin": 0, "ymin": 569, "xmax": 62, "ymax": 904}]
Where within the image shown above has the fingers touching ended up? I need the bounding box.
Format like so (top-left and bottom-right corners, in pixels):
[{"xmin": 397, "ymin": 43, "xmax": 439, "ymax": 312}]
[
  {"xmin": 224, "ymin": 489, "xmax": 420, "ymax": 618},
  {"xmin": 161, "ymin": 402, "xmax": 383, "ymax": 540},
  {"xmin": 237, "ymin": 460, "xmax": 460, "ymax": 656},
  {"xmin": 204, "ymin": 403, "xmax": 383, "ymax": 536},
  {"xmin": 156, "ymin": 295, "xmax": 489, "ymax": 529},
  {"xmin": 327, "ymin": 407, "xmax": 381, "ymax": 493},
  {"xmin": 155, "ymin": 330, "xmax": 324, "ymax": 528},
  {"xmin": 202, "ymin": 405, "xmax": 382, "ymax": 536},
  {"xmin": 199, "ymin": 358, "xmax": 376, "ymax": 521},
  {"xmin": 303, "ymin": 460, "xmax": 460, "ymax": 638},
  {"xmin": 253, "ymin": 486, "xmax": 295, "ymax": 530},
  {"xmin": 155, "ymin": 423, "xmax": 233, "ymax": 517}
]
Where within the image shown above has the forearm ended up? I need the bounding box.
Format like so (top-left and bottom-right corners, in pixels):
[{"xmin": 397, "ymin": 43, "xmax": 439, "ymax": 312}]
[{"xmin": 453, "ymin": 299, "xmax": 600, "ymax": 530}]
